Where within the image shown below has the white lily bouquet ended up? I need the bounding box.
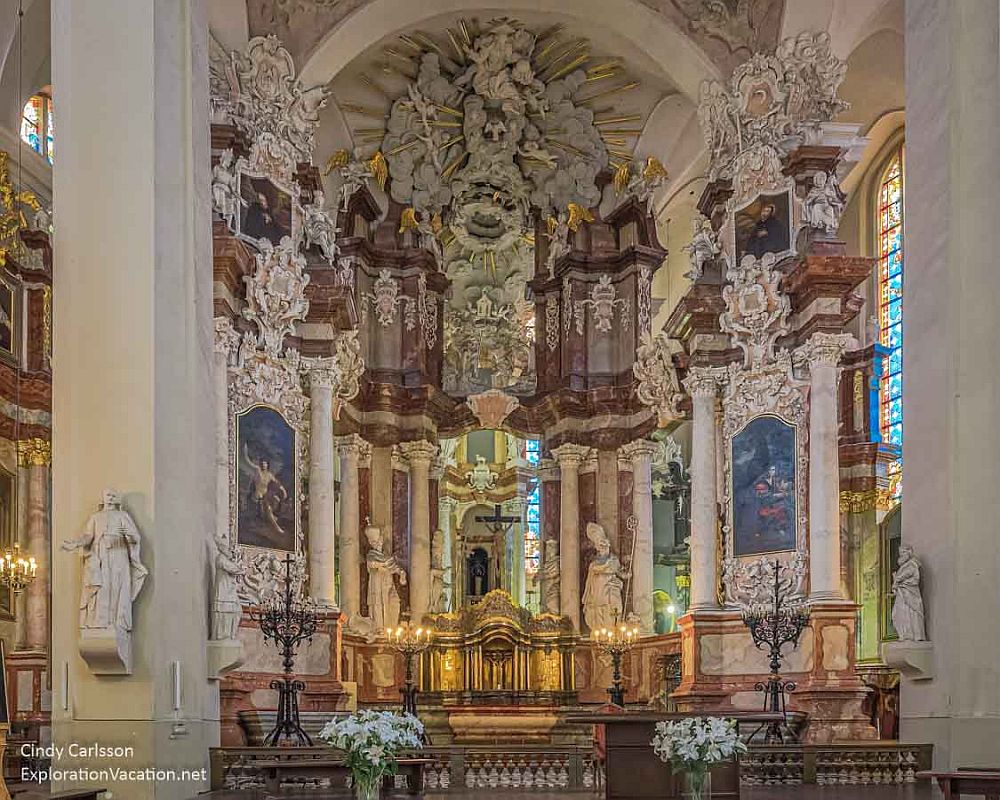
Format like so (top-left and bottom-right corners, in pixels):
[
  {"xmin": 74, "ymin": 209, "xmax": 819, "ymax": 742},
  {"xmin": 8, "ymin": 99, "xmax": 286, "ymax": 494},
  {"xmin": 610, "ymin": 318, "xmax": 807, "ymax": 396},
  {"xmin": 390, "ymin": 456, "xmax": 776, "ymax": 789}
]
[
  {"xmin": 651, "ymin": 716, "xmax": 747, "ymax": 800},
  {"xmin": 319, "ymin": 709, "xmax": 424, "ymax": 800}
]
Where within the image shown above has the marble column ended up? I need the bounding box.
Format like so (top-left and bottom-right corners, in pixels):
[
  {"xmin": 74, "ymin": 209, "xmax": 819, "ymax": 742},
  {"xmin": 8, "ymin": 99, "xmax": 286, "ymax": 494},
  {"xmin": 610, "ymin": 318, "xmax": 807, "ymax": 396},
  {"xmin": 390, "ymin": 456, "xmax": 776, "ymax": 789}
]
[
  {"xmin": 799, "ymin": 333, "xmax": 853, "ymax": 601},
  {"xmin": 683, "ymin": 368, "xmax": 720, "ymax": 611},
  {"xmin": 400, "ymin": 441, "xmax": 438, "ymax": 622},
  {"xmin": 503, "ymin": 497, "xmax": 526, "ymax": 605},
  {"xmin": 213, "ymin": 320, "xmax": 235, "ymax": 543},
  {"xmin": 552, "ymin": 443, "xmax": 591, "ymax": 631},
  {"xmin": 307, "ymin": 362, "xmax": 338, "ymax": 607},
  {"xmin": 336, "ymin": 435, "xmax": 365, "ymax": 623},
  {"xmin": 900, "ymin": 0, "xmax": 1000, "ymax": 765},
  {"xmin": 19, "ymin": 439, "xmax": 50, "ymax": 651},
  {"xmin": 438, "ymin": 496, "xmax": 458, "ymax": 611},
  {"xmin": 621, "ymin": 439, "xmax": 659, "ymax": 634},
  {"xmin": 51, "ymin": 2, "xmax": 215, "ymax": 795}
]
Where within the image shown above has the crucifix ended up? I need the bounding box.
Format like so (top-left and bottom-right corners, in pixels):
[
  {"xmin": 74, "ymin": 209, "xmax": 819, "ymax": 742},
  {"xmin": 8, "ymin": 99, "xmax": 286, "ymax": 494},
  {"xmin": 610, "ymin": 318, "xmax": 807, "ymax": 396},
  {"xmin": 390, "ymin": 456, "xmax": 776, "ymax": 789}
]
[{"xmin": 475, "ymin": 503, "xmax": 519, "ymax": 594}]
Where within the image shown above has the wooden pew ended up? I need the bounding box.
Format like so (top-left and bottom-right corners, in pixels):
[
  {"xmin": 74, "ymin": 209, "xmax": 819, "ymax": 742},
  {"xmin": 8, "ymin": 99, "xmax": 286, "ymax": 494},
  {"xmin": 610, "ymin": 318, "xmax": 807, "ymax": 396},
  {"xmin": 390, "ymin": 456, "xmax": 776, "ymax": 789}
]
[{"xmin": 918, "ymin": 770, "xmax": 1000, "ymax": 799}]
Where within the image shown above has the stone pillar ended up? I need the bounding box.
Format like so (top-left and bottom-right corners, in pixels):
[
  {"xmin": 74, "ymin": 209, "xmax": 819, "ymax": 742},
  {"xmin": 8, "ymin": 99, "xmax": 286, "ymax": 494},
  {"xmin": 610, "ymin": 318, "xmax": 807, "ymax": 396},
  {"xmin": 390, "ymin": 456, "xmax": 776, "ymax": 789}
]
[
  {"xmin": 798, "ymin": 333, "xmax": 853, "ymax": 601},
  {"xmin": 51, "ymin": 2, "xmax": 215, "ymax": 796},
  {"xmin": 18, "ymin": 439, "xmax": 50, "ymax": 651},
  {"xmin": 504, "ymin": 497, "xmax": 526, "ymax": 606},
  {"xmin": 899, "ymin": 0, "xmax": 1000, "ymax": 767},
  {"xmin": 620, "ymin": 439, "xmax": 659, "ymax": 634},
  {"xmin": 683, "ymin": 369, "xmax": 720, "ymax": 611},
  {"xmin": 552, "ymin": 443, "xmax": 591, "ymax": 631},
  {"xmin": 400, "ymin": 441, "xmax": 438, "ymax": 622},
  {"xmin": 213, "ymin": 321, "xmax": 234, "ymax": 543},
  {"xmin": 438, "ymin": 496, "xmax": 457, "ymax": 611},
  {"xmin": 336, "ymin": 435, "xmax": 365, "ymax": 623},
  {"xmin": 307, "ymin": 363, "xmax": 337, "ymax": 607}
]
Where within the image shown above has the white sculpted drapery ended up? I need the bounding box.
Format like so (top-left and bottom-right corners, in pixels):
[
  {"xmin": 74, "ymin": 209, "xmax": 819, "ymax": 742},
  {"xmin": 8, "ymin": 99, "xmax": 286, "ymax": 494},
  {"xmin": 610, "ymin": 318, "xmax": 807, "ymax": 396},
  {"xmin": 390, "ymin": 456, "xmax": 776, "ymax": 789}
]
[
  {"xmin": 891, "ymin": 544, "xmax": 927, "ymax": 642},
  {"xmin": 62, "ymin": 489, "xmax": 149, "ymax": 633},
  {"xmin": 212, "ymin": 537, "xmax": 243, "ymax": 641},
  {"xmin": 365, "ymin": 525, "xmax": 407, "ymax": 631},
  {"xmin": 541, "ymin": 538, "xmax": 561, "ymax": 615},
  {"xmin": 582, "ymin": 522, "xmax": 625, "ymax": 632}
]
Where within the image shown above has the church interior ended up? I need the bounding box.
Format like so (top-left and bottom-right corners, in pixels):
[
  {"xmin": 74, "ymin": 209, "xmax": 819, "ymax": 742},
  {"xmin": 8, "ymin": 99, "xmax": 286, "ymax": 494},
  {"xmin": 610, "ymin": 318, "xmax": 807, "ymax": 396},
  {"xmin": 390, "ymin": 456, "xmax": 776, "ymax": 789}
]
[{"xmin": 0, "ymin": 0, "xmax": 998, "ymax": 798}]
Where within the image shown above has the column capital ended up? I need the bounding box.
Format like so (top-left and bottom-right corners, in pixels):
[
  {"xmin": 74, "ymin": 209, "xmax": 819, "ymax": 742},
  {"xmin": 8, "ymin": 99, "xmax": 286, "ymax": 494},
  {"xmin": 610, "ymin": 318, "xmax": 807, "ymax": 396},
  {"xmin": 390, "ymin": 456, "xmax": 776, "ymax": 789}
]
[
  {"xmin": 502, "ymin": 497, "xmax": 526, "ymax": 515},
  {"xmin": 335, "ymin": 434, "xmax": 370, "ymax": 461},
  {"xmin": 538, "ymin": 458, "xmax": 561, "ymax": 481},
  {"xmin": 551, "ymin": 443, "xmax": 592, "ymax": 468},
  {"xmin": 398, "ymin": 439, "xmax": 439, "ymax": 467},
  {"xmin": 619, "ymin": 438, "xmax": 660, "ymax": 464},
  {"xmin": 795, "ymin": 332, "xmax": 856, "ymax": 369},
  {"xmin": 304, "ymin": 356, "xmax": 339, "ymax": 390},
  {"xmin": 18, "ymin": 438, "xmax": 51, "ymax": 467},
  {"xmin": 439, "ymin": 495, "xmax": 459, "ymax": 512},
  {"xmin": 682, "ymin": 367, "xmax": 722, "ymax": 399}
]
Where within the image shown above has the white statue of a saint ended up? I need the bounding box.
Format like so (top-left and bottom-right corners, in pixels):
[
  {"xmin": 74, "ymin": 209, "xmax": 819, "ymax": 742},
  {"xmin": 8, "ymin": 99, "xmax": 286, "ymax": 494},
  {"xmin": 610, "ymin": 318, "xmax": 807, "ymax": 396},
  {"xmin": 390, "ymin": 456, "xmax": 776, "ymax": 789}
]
[
  {"xmin": 302, "ymin": 190, "xmax": 340, "ymax": 264},
  {"xmin": 211, "ymin": 148, "xmax": 240, "ymax": 230},
  {"xmin": 682, "ymin": 213, "xmax": 721, "ymax": 280},
  {"xmin": 62, "ymin": 489, "xmax": 149, "ymax": 633},
  {"xmin": 803, "ymin": 171, "xmax": 845, "ymax": 237},
  {"xmin": 582, "ymin": 522, "xmax": 625, "ymax": 632},
  {"xmin": 429, "ymin": 529, "xmax": 448, "ymax": 613},
  {"xmin": 540, "ymin": 538, "xmax": 561, "ymax": 615},
  {"xmin": 365, "ymin": 525, "xmax": 407, "ymax": 632},
  {"xmin": 211, "ymin": 536, "xmax": 244, "ymax": 641},
  {"xmin": 891, "ymin": 544, "xmax": 927, "ymax": 641}
]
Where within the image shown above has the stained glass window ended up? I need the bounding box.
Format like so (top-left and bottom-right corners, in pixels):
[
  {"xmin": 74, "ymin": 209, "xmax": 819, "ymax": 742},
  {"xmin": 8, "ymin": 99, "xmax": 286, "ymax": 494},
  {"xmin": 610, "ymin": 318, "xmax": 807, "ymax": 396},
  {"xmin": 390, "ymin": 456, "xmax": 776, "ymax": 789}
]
[
  {"xmin": 877, "ymin": 150, "xmax": 904, "ymax": 503},
  {"xmin": 524, "ymin": 439, "xmax": 542, "ymax": 576},
  {"xmin": 19, "ymin": 94, "xmax": 53, "ymax": 164}
]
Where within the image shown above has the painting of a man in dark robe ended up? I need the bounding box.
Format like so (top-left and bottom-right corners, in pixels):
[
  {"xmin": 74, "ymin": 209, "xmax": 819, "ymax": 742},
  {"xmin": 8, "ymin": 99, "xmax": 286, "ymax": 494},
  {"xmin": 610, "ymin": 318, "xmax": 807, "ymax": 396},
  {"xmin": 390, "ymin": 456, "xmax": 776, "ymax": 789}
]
[
  {"xmin": 238, "ymin": 174, "xmax": 293, "ymax": 247},
  {"xmin": 736, "ymin": 192, "xmax": 792, "ymax": 262},
  {"xmin": 732, "ymin": 415, "xmax": 797, "ymax": 555}
]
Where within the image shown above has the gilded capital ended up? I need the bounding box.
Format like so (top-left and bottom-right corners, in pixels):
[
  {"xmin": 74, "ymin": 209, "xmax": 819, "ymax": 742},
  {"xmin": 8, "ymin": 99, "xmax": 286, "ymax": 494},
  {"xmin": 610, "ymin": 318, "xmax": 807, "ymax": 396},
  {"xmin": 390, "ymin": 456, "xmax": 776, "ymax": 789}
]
[
  {"xmin": 18, "ymin": 438, "xmax": 51, "ymax": 467},
  {"xmin": 682, "ymin": 367, "xmax": 721, "ymax": 399}
]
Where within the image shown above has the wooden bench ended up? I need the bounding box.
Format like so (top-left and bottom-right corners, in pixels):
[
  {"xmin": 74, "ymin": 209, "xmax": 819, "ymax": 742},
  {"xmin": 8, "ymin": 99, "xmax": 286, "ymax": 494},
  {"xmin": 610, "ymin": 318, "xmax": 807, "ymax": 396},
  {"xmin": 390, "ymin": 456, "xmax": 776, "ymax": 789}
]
[
  {"xmin": 918, "ymin": 770, "xmax": 1000, "ymax": 799},
  {"xmin": 254, "ymin": 757, "xmax": 430, "ymax": 795}
]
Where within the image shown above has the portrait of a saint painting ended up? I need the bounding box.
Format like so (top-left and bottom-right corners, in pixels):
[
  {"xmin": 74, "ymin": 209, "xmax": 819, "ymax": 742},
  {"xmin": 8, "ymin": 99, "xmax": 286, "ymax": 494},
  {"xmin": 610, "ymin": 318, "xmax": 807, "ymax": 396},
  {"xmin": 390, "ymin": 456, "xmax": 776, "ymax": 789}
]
[
  {"xmin": 237, "ymin": 405, "xmax": 296, "ymax": 551},
  {"xmin": 735, "ymin": 192, "xmax": 792, "ymax": 263},
  {"xmin": 732, "ymin": 415, "xmax": 797, "ymax": 555},
  {"xmin": 238, "ymin": 174, "xmax": 293, "ymax": 247}
]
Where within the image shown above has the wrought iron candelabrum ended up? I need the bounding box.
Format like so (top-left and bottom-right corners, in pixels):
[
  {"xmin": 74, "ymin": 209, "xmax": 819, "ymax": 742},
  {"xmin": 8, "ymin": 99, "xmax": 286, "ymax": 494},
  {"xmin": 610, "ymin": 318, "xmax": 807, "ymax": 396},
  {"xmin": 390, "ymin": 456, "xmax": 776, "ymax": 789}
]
[
  {"xmin": 251, "ymin": 554, "xmax": 318, "ymax": 746},
  {"xmin": 592, "ymin": 621, "xmax": 639, "ymax": 707},
  {"xmin": 386, "ymin": 618, "xmax": 432, "ymax": 716},
  {"xmin": 741, "ymin": 559, "xmax": 810, "ymax": 743}
]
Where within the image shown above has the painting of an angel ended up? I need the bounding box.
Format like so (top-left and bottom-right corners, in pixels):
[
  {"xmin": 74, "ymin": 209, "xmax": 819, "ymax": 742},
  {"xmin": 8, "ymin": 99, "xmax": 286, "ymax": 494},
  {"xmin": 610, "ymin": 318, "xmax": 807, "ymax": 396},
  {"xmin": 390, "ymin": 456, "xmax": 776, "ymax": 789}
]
[{"xmin": 236, "ymin": 405, "xmax": 296, "ymax": 551}]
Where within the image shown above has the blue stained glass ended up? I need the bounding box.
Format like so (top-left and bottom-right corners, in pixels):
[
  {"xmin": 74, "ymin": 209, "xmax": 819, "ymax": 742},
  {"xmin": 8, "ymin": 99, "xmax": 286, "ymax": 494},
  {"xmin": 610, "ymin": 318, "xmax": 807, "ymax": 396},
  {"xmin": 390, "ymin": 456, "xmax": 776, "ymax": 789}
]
[
  {"xmin": 887, "ymin": 251, "xmax": 903, "ymax": 278},
  {"xmin": 885, "ymin": 324, "xmax": 902, "ymax": 350},
  {"xmin": 888, "ymin": 350, "xmax": 902, "ymax": 376},
  {"xmin": 887, "ymin": 275, "xmax": 902, "ymax": 298},
  {"xmin": 887, "ymin": 425, "xmax": 902, "ymax": 445},
  {"xmin": 888, "ymin": 401, "xmax": 902, "ymax": 423},
  {"xmin": 526, "ymin": 507, "xmax": 540, "ymax": 523},
  {"xmin": 887, "ymin": 376, "xmax": 902, "ymax": 399},
  {"xmin": 886, "ymin": 299, "xmax": 902, "ymax": 324}
]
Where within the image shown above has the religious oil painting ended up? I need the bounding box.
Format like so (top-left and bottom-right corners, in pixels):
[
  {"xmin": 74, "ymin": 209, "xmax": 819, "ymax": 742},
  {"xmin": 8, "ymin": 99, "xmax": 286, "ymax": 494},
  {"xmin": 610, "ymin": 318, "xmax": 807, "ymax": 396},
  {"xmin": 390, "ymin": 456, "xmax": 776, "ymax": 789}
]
[
  {"xmin": 0, "ymin": 278, "xmax": 17, "ymax": 362},
  {"xmin": 236, "ymin": 405, "xmax": 297, "ymax": 552},
  {"xmin": 734, "ymin": 190, "xmax": 793, "ymax": 264},
  {"xmin": 237, "ymin": 173, "xmax": 294, "ymax": 248},
  {"xmin": 732, "ymin": 415, "xmax": 797, "ymax": 556}
]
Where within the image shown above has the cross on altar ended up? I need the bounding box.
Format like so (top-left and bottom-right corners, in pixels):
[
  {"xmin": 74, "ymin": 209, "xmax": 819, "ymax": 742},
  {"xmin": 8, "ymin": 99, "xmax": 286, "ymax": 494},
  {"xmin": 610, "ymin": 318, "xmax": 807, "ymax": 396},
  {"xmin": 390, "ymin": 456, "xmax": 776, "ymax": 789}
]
[{"xmin": 474, "ymin": 504, "xmax": 520, "ymax": 594}]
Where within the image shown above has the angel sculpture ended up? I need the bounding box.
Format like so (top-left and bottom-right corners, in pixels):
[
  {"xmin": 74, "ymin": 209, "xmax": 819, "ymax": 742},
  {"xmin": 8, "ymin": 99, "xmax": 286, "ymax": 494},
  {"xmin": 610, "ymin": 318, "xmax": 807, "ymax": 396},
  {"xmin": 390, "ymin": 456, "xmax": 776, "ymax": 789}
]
[
  {"xmin": 211, "ymin": 148, "xmax": 240, "ymax": 230},
  {"xmin": 302, "ymin": 190, "xmax": 340, "ymax": 264},
  {"xmin": 682, "ymin": 213, "xmax": 722, "ymax": 280},
  {"xmin": 544, "ymin": 212, "xmax": 571, "ymax": 275}
]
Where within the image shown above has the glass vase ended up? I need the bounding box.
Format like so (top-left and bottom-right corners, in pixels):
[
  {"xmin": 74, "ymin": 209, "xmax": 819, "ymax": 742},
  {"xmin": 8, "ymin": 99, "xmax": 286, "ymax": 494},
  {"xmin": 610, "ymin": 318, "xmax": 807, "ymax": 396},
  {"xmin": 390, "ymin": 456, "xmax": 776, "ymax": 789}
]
[
  {"xmin": 353, "ymin": 774, "xmax": 381, "ymax": 800},
  {"xmin": 685, "ymin": 768, "xmax": 710, "ymax": 800}
]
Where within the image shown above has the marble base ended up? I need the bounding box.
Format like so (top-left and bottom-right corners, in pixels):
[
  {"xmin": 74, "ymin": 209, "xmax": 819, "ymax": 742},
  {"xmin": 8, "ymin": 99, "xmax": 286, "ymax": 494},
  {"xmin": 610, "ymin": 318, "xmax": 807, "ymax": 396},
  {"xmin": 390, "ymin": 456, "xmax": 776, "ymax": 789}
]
[
  {"xmin": 882, "ymin": 640, "xmax": 935, "ymax": 681},
  {"xmin": 78, "ymin": 627, "xmax": 132, "ymax": 675},
  {"xmin": 207, "ymin": 638, "xmax": 245, "ymax": 679}
]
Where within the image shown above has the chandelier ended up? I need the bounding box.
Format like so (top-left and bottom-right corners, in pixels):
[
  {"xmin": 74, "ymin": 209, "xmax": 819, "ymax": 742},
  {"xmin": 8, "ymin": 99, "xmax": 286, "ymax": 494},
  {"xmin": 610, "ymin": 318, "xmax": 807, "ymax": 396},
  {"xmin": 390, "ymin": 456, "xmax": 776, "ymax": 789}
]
[
  {"xmin": 0, "ymin": 543, "xmax": 37, "ymax": 593},
  {"xmin": 592, "ymin": 621, "xmax": 640, "ymax": 707}
]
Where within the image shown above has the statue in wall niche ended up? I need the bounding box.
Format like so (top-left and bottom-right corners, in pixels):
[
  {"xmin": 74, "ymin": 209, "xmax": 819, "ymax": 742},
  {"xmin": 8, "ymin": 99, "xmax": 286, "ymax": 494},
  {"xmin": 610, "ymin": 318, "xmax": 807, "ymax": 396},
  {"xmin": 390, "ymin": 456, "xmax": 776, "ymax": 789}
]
[
  {"xmin": 582, "ymin": 522, "xmax": 625, "ymax": 632},
  {"xmin": 302, "ymin": 190, "xmax": 341, "ymax": 265},
  {"xmin": 211, "ymin": 148, "xmax": 240, "ymax": 230},
  {"xmin": 802, "ymin": 171, "xmax": 845, "ymax": 237},
  {"xmin": 211, "ymin": 536, "xmax": 244, "ymax": 641},
  {"xmin": 62, "ymin": 489, "xmax": 149, "ymax": 633},
  {"xmin": 365, "ymin": 525, "xmax": 407, "ymax": 631},
  {"xmin": 541, "ymin": 538, "xmax": 560, "ymax": 615},
  {"xmin": 429, "ymin": 529, "xmax": 448, "ymax": 613},
  {"xmin": 683, "ymin": 213, "xmax": 722, "ymax": 281},
  {"xmin": 891, "ymin": 544, "xmax": 927, "ymax": 641}
]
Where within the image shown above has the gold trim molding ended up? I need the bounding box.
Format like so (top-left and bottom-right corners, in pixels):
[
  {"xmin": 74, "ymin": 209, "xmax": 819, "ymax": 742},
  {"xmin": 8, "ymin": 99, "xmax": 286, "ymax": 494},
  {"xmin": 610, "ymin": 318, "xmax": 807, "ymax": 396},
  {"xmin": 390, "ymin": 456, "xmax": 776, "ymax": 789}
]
[
  {"xmin": 17, "ymin": 438, "xmax": 51, "ymax": 467},
  {"xmin": 840, "ymin": 488, "xmax": 878, "ymax": 514}
]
